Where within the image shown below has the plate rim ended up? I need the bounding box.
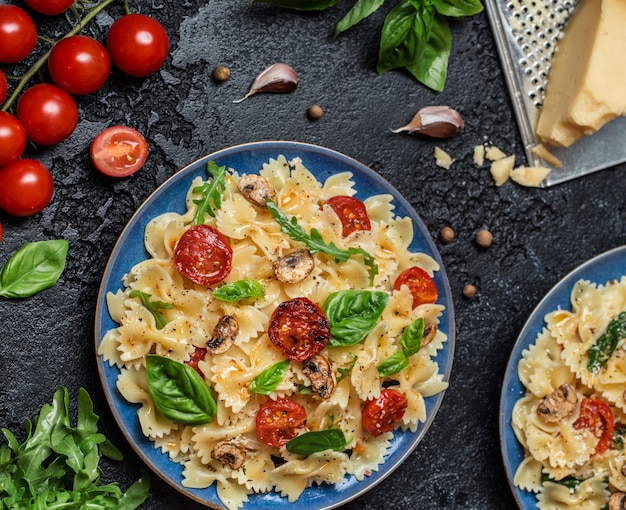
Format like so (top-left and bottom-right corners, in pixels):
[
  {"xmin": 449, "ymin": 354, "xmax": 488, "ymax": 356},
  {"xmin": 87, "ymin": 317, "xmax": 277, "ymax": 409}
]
[{"xmin": 95, "ymin": 140, "xmax": 456, "ymax": 510}]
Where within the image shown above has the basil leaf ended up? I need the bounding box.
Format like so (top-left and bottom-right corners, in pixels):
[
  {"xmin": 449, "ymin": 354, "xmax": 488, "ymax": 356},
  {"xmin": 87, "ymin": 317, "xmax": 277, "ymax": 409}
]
[
  {"xmin": 212, "ymin": 278, "xmax": 265, "ymax": 302},
  {"xmin": 129, "ymin": 290, "xmax": 175, "ymax": 330},
  {"xmin": 377, "ymin": 351, "xmax": 409, "ymax": 377},
  {"xmin": 430, "ymin": 0, "xmax": 484, "ymax": 17},
  {"xmin": 323, "ymin": 290, "xmax": 389, "ymax": 347},
  {"xmin": 334, "ymin": 0, "xmax": 385, "ymax": 38},
  {"xmin": 193, "ymin": 161, "xmax": 227, "ymax": 224},
  {"xmin": 0, "ymin": 239, "xmax": 69, "ymax": 298},
  {"xmin": 248, "ymin": 359, "xmax": 290, "ymax": 395},
  {"xmin": 250, "ymin": 0, "xmax": 338, "ymax": 10},
  {"xmin": 400, "ymin": 317, "xmax": 424, "ymax": 357},
  {"xmin": 377, "ymin": 1, "xmax": 422, "ymax": 74},
  {"xmin": 146, "ymin": 355, "xmax": 217, "ymax": 425},
  {"xmin": 587, "ymin": 312, "xmax": 626, "ymax": 374},
  {"xmin": 286, "ymin": 428, "xmax": 348, "ymax": 455},
  {"xmin": 336, "ymin": 353, "xmax": 358, "ymax": 383}
]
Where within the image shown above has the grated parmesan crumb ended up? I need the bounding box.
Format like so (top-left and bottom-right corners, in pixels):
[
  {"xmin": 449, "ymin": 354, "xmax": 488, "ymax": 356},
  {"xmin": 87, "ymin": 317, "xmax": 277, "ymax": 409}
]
[
  {"xmin": 473, "ymin": 144, "xmax": 485, "ymax": 166},
  {"xmin": 490, "ymin": 155, "xmax": 516, "ymax": 186},
  {"xmin": 434, "ymin": 146, "xmax": 453, "ymax": 169},
  {"xmin": 510, "ymin": 165, "xmax": 551, "ymax": 187}
]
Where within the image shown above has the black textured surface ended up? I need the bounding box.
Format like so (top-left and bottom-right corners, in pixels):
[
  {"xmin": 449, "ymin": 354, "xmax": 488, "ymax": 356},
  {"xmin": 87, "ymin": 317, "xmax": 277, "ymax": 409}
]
[{"xmin": 1, "ymin": 2, "xmax": 625, "ymax": 509}]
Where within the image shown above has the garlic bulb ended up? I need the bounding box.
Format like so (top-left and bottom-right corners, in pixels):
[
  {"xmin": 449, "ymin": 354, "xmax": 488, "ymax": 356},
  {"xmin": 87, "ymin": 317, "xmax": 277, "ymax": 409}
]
[
  {"xmin": 233, "ymin": 63, "xmax": 298, "ymax": 103},
  {"xmin": 391, "ymin": 106, "xmax": 464, "ymax": 138}
]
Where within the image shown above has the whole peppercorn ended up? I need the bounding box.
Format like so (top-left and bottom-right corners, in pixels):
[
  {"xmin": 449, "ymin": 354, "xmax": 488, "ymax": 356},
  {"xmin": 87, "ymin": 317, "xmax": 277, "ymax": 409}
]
[
  {"xmin": 212, "ymin": 65, "xmax": 231, "ymax": 83},
  {"xmin": 307, "ymin": 104, "xmax": 323, "ymax": 120},
  {"xmin": 439, "ymin": 226, "xmax": 455, "ymax": 244},
  {"xmin": 463, "ymin": 284, "xmax": 477, "ymax": 299},
  {"xmin": 475, "ymin": 229, "xmax": 493, "ymax": 249}
]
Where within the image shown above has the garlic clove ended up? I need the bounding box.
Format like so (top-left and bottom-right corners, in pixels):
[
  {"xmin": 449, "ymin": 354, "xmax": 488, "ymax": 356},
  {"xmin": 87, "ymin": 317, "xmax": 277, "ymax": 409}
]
[
  {"xmin": 391, "ymin": 106, "xmax": 464, "ymax": 138},
  {"xmin": 233, "ymin": 63, "xmax": 299, "ymax": 103}
]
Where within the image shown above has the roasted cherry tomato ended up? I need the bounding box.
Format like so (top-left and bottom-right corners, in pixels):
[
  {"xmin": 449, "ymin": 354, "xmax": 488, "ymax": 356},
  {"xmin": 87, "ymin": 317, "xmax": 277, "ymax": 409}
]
[
  {"xmin": 90, "ymin": 125, "xmax": 148, "ymax": 177},
  {"xmin": 393, "ymin": 266, "xmax": 438, "ymax": 309},
  {"xmin": 0, "ymin": 70, "xmax": 7, "ymax": 103},
  {"xmin": 106, "ymin": 14, "xmax": 169, "ymax": 77},
  {"xmin": 0, "ymin": 159, "xmax": 53, "ymax": 217},
  {"xmin": 0, "ymin": 5, "xmax": 37, "ymax": 64},
  {"xmin": 186, "ymin": 346, "xmax": 207, "ymax": 377},
  {"xmin": 362, "ymin": 388, "xmax": 407, "ymax": 437},
  {"xmin": 174, "ymin": 225, "xmax": 233, "ymax": 286},
  {"xmin": 326, "ymin": 195, "xmax": 371, "ymax": 237},
  {"xmin": 48, "ymin": 35, "xmax": 111, "ymax": 95},
  {"xmin": 256, "ymin": 397, "xmax": 307, "ymax": 448},
  {"xmin": 573, "ymin": 397, "xmax": 614, "ymax": 455},
  {"xmin": 0, "ymin": 112, "xmax": 27, "ymax": 167},
  {"xmin": 16, "ymin": 84, "xmax": 78, "ymax": 145},
  {"xmin": 24, "ymin": 0, "xmax": 74, "ymax": 15},
  {"xmin": 268, "ymin": 297, "xmax": 331, "ymax": 362}
]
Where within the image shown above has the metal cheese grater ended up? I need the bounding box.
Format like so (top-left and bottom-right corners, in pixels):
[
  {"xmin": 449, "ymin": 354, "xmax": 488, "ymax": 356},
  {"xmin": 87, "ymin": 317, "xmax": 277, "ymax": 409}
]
[{"xmin": 485, "ymin": 0, "xmax": 626, "ymax": 186}]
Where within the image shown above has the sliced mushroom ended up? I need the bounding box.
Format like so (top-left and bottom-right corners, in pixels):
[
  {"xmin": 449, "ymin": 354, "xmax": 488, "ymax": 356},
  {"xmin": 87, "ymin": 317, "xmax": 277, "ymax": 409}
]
[
  {"xmin": 536, "ymin": 383, "xmax": 577, "ymax": 423},
  {"xmin": 211, "ymin": 440, "xmax": 246, "ymax": 470},
  {"xmin": 610, "ymin": 492, "xmax": 626, "ymax": 510},
  {"xmin": 207, "ymin": 315, "xmax": 239, "ymax": 354},
  {"xmin": 238, "ymin": 174, "xmax": 277, "ymax": 208},
  {"xmin": 273, "ymin": 249, "xmax": 315, "ymax": 284},
  {"xmin": 302, "ymin": 354, "xmax": 336, "ymax": 399},
  {"xmin": 421, "ymin": 322, "xmax": 438, "ymax": 348}
]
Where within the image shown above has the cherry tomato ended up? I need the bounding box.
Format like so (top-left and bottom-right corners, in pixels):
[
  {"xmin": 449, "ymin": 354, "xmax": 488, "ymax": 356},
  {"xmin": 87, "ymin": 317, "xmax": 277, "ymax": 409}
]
[
  {"xmin": 0, "ymin": 112, "xmax": 27, "ymax": 167},
  {"xmin": 174, "ymin": 225, "xmax": 233, "ymax": 286},
  {"xmin": 0, "ymin": 159, "xmax": 53, "ymax": 216},
  {"xmin": 393, "ymin": 266, "xmax": 438, "ymax": 309},
  {"xmin": 0, "ymin": 70, "xmax": 7, "ymax": 103},
  {"xmin": 48, "ymin": 35, "xmax": 111, "ymax": 95},
  {"xmin": 268, "ymin": 297, "xmax": 331, "ymax": 362},
  {"xmin": 0, "ymin": 5, "xmax": 37, "ymax": 64},
  {"xmin": 106, "ymin": 14, "xmax": 169, "ymax": 77},
  {"xmin": 362, "ymin": 388, "xmax": 407, "ymax": 436},
  {"xmin": 16, "ymin": 84, "xmax": 78, "ymax": 145},
  {"xmin": 90, "ymin": 125, "xmax": 148, "ymax": 177},
  {"xmin": 186, "ymin": 346, "xmax": 207, "ymax": 377},
  {"xmin": 24, "ymin": 0, "xmax": 74, "ymax": 16},
  {"xmin": 573, "ymin": 397, "xmax": 614, "ymax": 455},
  {"xmin": 256, "ymin": 397, "xmax": 307, "ymax": 448},
  {"xmin": 326, "ymin": 195, "xmax": 371, "ymax": 237}
]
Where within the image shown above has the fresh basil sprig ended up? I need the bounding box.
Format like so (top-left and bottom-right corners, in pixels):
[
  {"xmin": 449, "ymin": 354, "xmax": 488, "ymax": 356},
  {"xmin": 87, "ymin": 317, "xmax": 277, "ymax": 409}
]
[
  {"xmin": 0, "ymin": 239, "xmax": 69, "ymax": 298},
  {"xmin": 248, "ymin": 359, "xmax": 290, "ymax": 395},
  {"xmin": 146, "ymin": 355, "xmax": 217, "ymax": 425},
  {"xmin": 322, "ymin": 290, "xmax": 389, "ymax": 347},
  {"xmin": 212, "ymin": 278, "xmax": 265, "ymax": 302},
  {"xmin": 129, "ymin": 290, "xmax": 175, "ymax": 329},
  {"xmin": 193, "ymin": 160, "xmax": 227, "ymax": 225},
  {"xmin": 286, "ymin": 428, "xmax": 348, "ymax": 455},
  {"xmin": 587, "ymin": 312, "xmax": 626, "ymax": 374},
  {"xmin": 378, "ymin": 317, "xmax": 424, "ymax": 377},
  {"xmin": 266, "ymin": 199, "xmax": 378, "ymax": 284}
]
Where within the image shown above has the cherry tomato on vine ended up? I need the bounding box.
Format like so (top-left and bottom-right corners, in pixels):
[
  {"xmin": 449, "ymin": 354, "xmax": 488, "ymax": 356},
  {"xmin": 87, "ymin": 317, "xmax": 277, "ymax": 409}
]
[
  {"xmin": 106, "ymin": 14, "xmax": 169, "ymax": 77},
  {"xmin": 0, "ymin": 70, "xmax": 7, "ymax": 103},
  {"xmin": 256, "ymin": 397, "xmax": 307, "ymax": 448},
  {"xmin": 326, "ymin": 195, "xmax": 371, "ymax": 237},
  {"xmin": 24, "ymin": 0, "xmax": 74, "ymax": 16},
  {"xmin": 174, "ymin": 224, "xmax": 233, "ymax": 285},
  {"xmin": 573, "ymin": 397, "xmax": 614, "ymax": 455},
  {"xmin": 0, "ymin": 159, "xmax": 53, "ymax": 217},
  {"xmin": 0, "ymin": 112, "xmax": 27, "ymax": 167},
  {"xmin": 90, "ymin": 125, "xmax": 148, "ymax": 177},
  {"xmin": 362, "ymin": 389, "xmax": 407, "ymax": 437},
  {"xmin": 16, "ymin": 84, "xmax": 78, "ymax": 145},
  {"xmin": 393, "ymin": 266, "xmax": 438, "ymax": 309},
  {"xmin": 0, "ymin": 5, "xmax": 37, "ymax": 64},
  {"xmin": 48, "ymin": 35, "xmax": 111, "ymax": 95}
]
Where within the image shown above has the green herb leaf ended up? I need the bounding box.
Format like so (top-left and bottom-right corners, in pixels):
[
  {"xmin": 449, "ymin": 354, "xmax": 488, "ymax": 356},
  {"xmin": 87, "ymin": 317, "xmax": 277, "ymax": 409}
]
[
  {"xmin": 286, "ymin": 428, "xmax": 348, "ymax": 455},
  {"xmin": 249, "ymin": 0, "xmax": 338, "ymax": 10},
  {"xmin": 430, "ymin": 0, "xmax": 484, "ymax": 17},
  {"xmin": 400, "ymin": 317, "xmax": 424, "ymax": 357},
  {"xmin": 0, "ymin": 239, "xmax": 69, "ymax": 298},
  {"xmin": 193, "ymin": 160, "xmax": 227, "ymax": 224},
  {"xmin": 336, "ymin": 353, "xmax": 358, "ymax": 383},
  {"xmin": 146, "ymin": 355, "xmax": 217, "ymax": 425},
  {"xmin": 248, "ymin": 359, "xmax": 290, "ymax": 395},
  {"xmin": 587, "ymin": 312, "xmax": 626, "ymax": 374},
  {"xmin": 323, "ymin": 290, "xmax": 389, "ymax": 347},
  {"xmin": 334, "ymin": 0, "xmax": 385, "ymax": 38},
  {"xmin": 129, "ymin": 290, "xmax": 175, "ymax": 329},
  {"xmin": 612, "ymin": 424, "xmax": 626, "ymax": 450},
  {"xmin": 377, "ymin": 351, "xmax": 409, "ymax": 377},
  {"xmin": 212, "ymin": 278, "xmax": 265, "ymax": 302}
]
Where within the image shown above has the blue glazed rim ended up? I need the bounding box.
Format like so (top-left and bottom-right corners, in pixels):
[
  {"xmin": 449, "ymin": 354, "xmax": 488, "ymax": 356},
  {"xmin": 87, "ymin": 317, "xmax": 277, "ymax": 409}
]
[
  {"xmin": 95, "ymin": 141, "xmax": 456, "ymax": 510},
  {"xmin": 499, "ymin": 245, "xmax": 626, "ymax": 509}
]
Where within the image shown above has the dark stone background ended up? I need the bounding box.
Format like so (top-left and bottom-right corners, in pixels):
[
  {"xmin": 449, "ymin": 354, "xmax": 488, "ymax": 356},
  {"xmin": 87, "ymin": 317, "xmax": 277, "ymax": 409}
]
[{"xmin": 0, "ymin": 1, "xmax": 624, "ymax": 509}]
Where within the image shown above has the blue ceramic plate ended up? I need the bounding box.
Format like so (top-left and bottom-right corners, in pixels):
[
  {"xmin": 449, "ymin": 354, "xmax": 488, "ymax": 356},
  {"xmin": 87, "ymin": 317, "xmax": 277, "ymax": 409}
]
[
  {"xmin": 95, "ymin": 141, "xmax": 455, "ymax": 510},
  {"xmin": 499, "ymin": 245, "xmax": 626, "ymax": 509}
]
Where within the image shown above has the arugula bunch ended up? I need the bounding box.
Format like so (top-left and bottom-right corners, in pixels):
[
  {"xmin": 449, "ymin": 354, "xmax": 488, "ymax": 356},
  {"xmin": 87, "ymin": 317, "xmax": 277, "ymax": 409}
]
[
  {"xmin": 250, "ymin": 0, "xmax": 484, "ymax": 91},
  {"xmin": 0, "ymin": 387, "xmax": 150, "ymax": 509}
]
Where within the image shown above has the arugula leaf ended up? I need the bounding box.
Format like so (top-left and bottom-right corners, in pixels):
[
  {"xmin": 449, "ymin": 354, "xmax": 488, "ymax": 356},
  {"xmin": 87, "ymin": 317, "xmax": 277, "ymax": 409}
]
[
  {"xmin": 286, "ymin": 428, "xmax": 348, "ymax": 455},
  {"xmin": 587, "ymin": 311, "xmax": 626, "ymax": 374},
  {"xmin": 193, "ymin": 161, "xmax": 227, "ymax": 225},
  {"xmin": 212, "ymin": 278, "xmax": 265, "ymax": 302},
  {"xmin": 248, "ymin": 359, "xmax": 290, "ymax": 395},
  {"xmin": 129, "ymin": 290, "xmax": 175, "ymax": 330},
  {"xmin": 334, "ymin": 0, "xmax": 385, "ymax": 38}
]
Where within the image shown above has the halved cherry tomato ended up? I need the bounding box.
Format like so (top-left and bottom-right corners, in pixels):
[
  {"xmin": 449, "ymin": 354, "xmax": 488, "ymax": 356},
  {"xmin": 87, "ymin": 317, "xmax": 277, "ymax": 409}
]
[
  {"xmin": 326, "ymin": 195, "xmax": 371, "ymax": 237},
  {"xmin": 268, "ymin": 297, "xmax": 331, "ymax": 362},
  {"xmin": 573, "ymin": 397, "xmax": 614, "ymax": 455},
  {"xmin": 0, "ymin": 5, "xmax": 37, "ymax": 64},
  {"xmin": 90, "ymin": 126, "xmax": 148, "ymax": 177},
  {"xmin": 186, "ymin": 346, "xmax": 207, "ymax": 377},
  {"xmin": 24, "ymin": 0, "xmax": 74, "ymax": 16},
  {"xmin": 393, "ymin": 266, "xmax": 438, "ymax": 309},
  {"xmin": 0, "ymin": 159, "xmax": 53, "ymax": 217},
  {"xmin": 0, "ymin": 70, "xmax": 7, "ymax": 103},
  {"xmin": 362, "ymin": 388, "xmax": 407, "ymax": 436},
  {"xmin": 0, "ymin": 112, "xmax": 27, "ymax": 167},
  {"xmin": 174, "ymin": 225, "xmax": 233, "ymax": 286},
  {"xmin": 256, "ymin": 397, "xmax": 307, "ymax": 447}
]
